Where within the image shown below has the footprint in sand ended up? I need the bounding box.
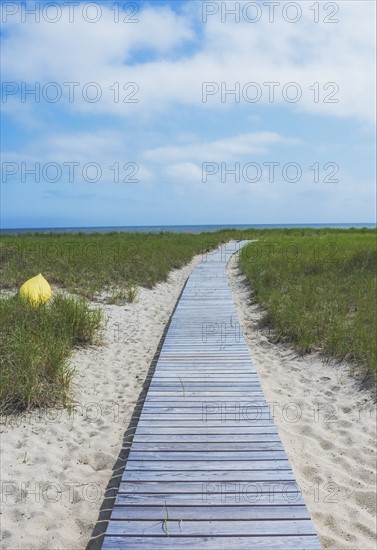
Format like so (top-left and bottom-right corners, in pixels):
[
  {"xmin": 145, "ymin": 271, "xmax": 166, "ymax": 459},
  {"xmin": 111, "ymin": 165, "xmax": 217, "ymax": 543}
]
[
  {"xmin": 319, "ymin": 439, "xmax": 334, "ymax": 451},
  {"xmin": 299, "ymin": 424, "xmax": 314, "ymax": 437},
  {"xmin": 302, "ymin": 465, "xmax": 323, "ymax": 484},
  {"xmin": 86, "ymin": 450, "xmax": 113, "ymax": 472},
  {"xmin": 354, "ymin": 490, "xmax": 377, "ymax": 515},
  {"xmin": 67, "ymin": 442, "xmax": 78, "ymax": 453},
  {"xmin": 338, "ymin": 420, "xmax": 353, "ymax": 429}
]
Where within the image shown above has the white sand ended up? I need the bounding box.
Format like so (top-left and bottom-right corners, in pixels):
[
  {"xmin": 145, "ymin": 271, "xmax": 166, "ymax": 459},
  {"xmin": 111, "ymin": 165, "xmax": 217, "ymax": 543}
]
[
  {"xmin": 0, "ymin": 254, "xmax": 202, "ymax": 550},
  {"xmin": 1, "ymin": 248, "xmax": 376, "ymax": 549},
  {"xmin": 227, "ymin": 253, "xmax": 377, "ymax": 550}
]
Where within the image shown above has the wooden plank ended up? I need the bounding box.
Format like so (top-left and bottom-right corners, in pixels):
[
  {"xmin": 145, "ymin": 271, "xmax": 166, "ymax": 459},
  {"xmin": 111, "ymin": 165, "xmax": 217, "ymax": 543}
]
[
  {"xmin": 140, "ymin": 409, "xmax": 271, "ymax": 416},
  {"xmin": 153, "ymin": 367, "xmax": 258, "ymax": 370},
  {"xmin": 118, "ymin": 481, "xmax": 302, "ymax": 495},
  {"xmin": 152, "ymin": 372, "xmax": 258, "ymax": 375},
  {"xmin": 130, "ymin": 442, "xmax": 285, "ymax": 452},
  {"xmin": 127, "ymin": 454, "xmax": 287, "ymax": 464},
  {"xmin": 134, "ymin": 427, "xmax": 279, "ymax": 435},
  {"xmin": 121, "ymin": 471, "xmax": 296, "ymax": 482},
  {"xmin": 132, "ymin": 434, "xmax": 282, "ymax": 443},
  {"xmin": 110, "ymin": 504, "xmax": 311, "ymax": 520},
  {"xmin": 136, "ymin": 426, "xmax": 277, "ymax": 432},
  {"xmin": 151, "ymin": 376, "xmax": 260, "ymax": 380},
  {"xmin": 105, "ymin": 519, "xmax": 318, "ymax": 536},
  {"xmin": 142, "ymin": 402, "xmax": 271, "ymax": 409},
  {"xmin": 124, "ymin": 460, "xmax": 291, "ymax": 471},
  {"xmin": 142, "ymin": 403, "xmax": 268, "ymax": 408},
  {"xmin": 137, "ymin": 420, "xmax": 275, "ymax": 426},
  {"xmin": 142, "ymin": 404, "xmax": 269, "ymax": 410},
  {"xmin": 114, "ymin": 493, "xmax": 306, "ymax": 506},
  {"xmin": 139, "ymin": 410, "xmax": 273, "ymax": 416},
  {"xmin": 147, "ymin": 391, "xmax": 264, "ymax": 395},
  {"xmin": 149, "ymin": 384, "xmax": 263, "ymax": 389},
  {"xmin": 102, "ymin": 535, "xmax": 322, "ymax": 549},
  {"xmin": 151, "ymin": 377, "xmax": 259, "ymax": 380},
  {"xmin": 145, "ymin": 392, "xmax": 266, "ymax": 397}
]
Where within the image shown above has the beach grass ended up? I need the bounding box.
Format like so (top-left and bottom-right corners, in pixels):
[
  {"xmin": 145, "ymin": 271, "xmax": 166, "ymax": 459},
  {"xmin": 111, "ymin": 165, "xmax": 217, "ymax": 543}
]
[
  {"xmin": 239, "ymin": 232, "xmax": 377, "ymax": 379},
  {"xmin": 0, "ymin": 294, "xmax": 102, "ymax": 413},
  {"xmin": 0, "ymin": 230, "xmax": 250, "ymax": 296},
  {"xmin": 1, "ymin": 228, "xmax": 374, "ymax": 295}
]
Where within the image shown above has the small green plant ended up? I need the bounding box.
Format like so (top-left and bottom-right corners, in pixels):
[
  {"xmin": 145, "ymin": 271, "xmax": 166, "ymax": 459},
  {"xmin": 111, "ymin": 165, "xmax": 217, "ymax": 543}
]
[
  {"xmin": 126, "ymin": 282, "xmax": 138, "ymax": 303},
  {"xmin": 163, "ymin": 501, "xmax": 169, "ymax": 537},
  {"xmin": 178, "ymin": 377, "xmax": 186, "ymax": 398},
  {"xmin": 107, "ymin": 288, "xmax": 128, "ymax": 305}
]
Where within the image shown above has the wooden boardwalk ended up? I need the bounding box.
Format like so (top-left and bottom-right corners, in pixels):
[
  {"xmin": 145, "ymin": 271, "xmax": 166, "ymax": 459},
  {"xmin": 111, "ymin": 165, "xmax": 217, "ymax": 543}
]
[{"xmin": 102, "ymin": 242, "xmax": 322, "ymax": 549}]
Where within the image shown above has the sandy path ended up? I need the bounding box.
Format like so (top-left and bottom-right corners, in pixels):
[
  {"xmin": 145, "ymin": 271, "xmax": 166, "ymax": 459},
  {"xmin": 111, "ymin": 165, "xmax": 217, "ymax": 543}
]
[
  {"xmin": 0, "ymin": 254, "xmax": 202, "ymax": 550},
  {"xmin": 227, "ymin": 252, "xmax": 376, "ymax": 550}
]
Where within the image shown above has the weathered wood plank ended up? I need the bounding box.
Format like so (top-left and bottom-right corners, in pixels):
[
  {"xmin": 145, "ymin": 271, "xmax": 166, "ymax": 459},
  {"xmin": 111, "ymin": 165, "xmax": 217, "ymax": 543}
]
[
  {"xmin": 102, "ymin": 535, "xmax": 322, "ymax": 549},
  {"xmin": 118, "ymin": 480, "xmax": 302, "ymax": 495},
  {"xmin": 125, "ymin": 457, "xmax": 291, "ymax": 477},
  {"xmin": 105, "ymin": 519, "xmax": 318, "ymax": 536},
  {"xmin": 141, "ymin": 408, "xmax": 271, "ymax": 414},
  {"xmin": 110, "ymin": 504, "xmax": 311, "ymax": 520},
  {"xmin": 146, "ymin": 392, "xmax": 266, "ymax": 397},
  {"xmin": 136, "ymin": 420, "xmax": 275, "ymax": 427},
  {"xmin": 137, "ymin": 422, "xmax": 276, "ymax": 429},
  {"xmin": 142, "ymin": 401, "xmax": 271, "ymax": 407},
  {"xmin": 114, "ymin": 493, "xmax": 306, "ymax": 506},
  {"xmin": 124, "ymin": 460, "xmax": 291, "ymax": 471},
  {"xmin": 139, "ymin": 413, "xmax": 273, "ymax": 420},
  {"xmin": 149, "ymin": 386, "xmax": 263, "ymax": 391},
  {"xmin": 130, "ymin": 442, "xmax": 285, "ymax": 452},
  {"xmin": 132, "ymin": 434, "xmax": 282, "ymax": 443},
  {"xmin": 121, "ymin": 471, "xmax": 296, "ymax": 482},
  {"xmin": 127, "ymin": 451, "xmax": 289, "ymax": 461},
  {"xmin": 134, "ymin": 426, "xmax": 279, "ymax": 435}
]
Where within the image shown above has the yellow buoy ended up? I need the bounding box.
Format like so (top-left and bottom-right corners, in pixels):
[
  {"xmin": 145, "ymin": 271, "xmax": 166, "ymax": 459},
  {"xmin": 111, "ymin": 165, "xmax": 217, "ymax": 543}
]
[{"xmin": 19, "ymin": 273, "xmax": 52, "ymax": 307}]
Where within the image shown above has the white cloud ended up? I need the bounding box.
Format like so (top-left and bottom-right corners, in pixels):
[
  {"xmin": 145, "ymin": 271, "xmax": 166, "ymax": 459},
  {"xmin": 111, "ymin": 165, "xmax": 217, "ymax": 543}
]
[
  {"xmin": 1, "ymin": 5, "xmax": 194, "ymax": 79},
  {"xmin": 1, "ymin": 1, "xmax": 375, "ymax": 122},
  {"xmin": 144, "ymin": 132, "xmax": 295, "ymax": 163}
]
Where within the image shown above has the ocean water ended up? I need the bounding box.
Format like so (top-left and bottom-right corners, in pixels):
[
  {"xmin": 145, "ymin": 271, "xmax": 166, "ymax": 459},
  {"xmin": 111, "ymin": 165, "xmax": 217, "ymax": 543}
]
[{"xmin": 0, "ymin": 223, "xmax": 375, "ymax": 235}]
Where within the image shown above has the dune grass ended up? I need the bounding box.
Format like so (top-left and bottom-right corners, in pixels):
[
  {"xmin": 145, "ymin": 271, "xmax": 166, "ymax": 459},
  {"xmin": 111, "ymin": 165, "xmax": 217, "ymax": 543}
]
[
  {"xmin": 0, "ymin": 294, "xmax": 102, "ymax": 413},
  {"xmin": 239, "ymin": 232, "xmax": 377, "ymax": 380},
  {"xmin": 1, "ymin": 227, "xmax": 373, "ymax": 294},
  {"xmin": 0, "ymin": 230, "xmax": 251, "ymax": 296}
]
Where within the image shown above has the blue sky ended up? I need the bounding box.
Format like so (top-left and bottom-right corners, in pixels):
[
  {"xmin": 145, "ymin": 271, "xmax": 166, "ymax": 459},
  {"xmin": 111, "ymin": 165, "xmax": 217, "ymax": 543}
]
[{"xmin": 1, "ymin": 0, "xmax": 376, "ymax": 228}]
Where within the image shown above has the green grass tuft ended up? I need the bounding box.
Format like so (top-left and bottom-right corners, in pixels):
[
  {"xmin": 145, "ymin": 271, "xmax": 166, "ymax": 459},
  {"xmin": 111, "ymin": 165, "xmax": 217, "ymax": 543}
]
[{"xmin": 0, "ymin": 294, "xmax": 102, "ymax": 413}]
